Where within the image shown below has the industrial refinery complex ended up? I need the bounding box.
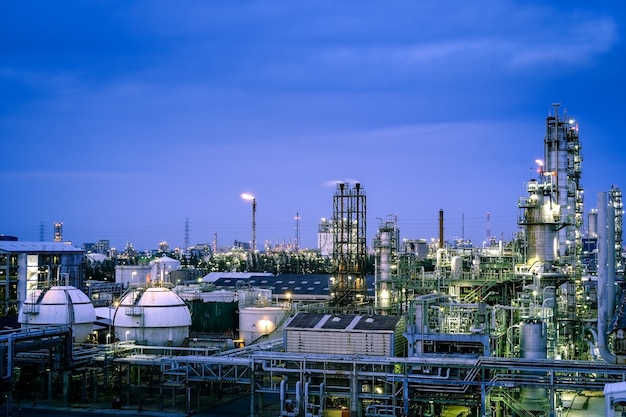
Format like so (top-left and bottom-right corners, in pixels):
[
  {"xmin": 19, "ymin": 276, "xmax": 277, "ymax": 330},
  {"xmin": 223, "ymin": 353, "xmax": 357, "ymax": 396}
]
[{"xmin": 2, "ymin": 104, "xmax": 626, "ymax": 417}]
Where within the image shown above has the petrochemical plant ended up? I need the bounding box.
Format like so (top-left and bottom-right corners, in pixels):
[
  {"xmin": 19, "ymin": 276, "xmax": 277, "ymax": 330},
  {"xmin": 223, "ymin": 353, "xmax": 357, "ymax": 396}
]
[{"xmin": 2, "ymin": 103, "xmax": 626, "ymax": 417}]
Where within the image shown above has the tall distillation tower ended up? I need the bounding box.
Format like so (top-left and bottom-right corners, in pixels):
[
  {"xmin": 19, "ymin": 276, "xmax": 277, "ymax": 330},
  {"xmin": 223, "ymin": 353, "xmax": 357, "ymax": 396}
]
[
  {"xmin": 543, "ymin": 103, "xmax": 583, "ymax": 263},
  {"xmin": 511, "ymin": 104, "xmax": 583, "ymax": 411},
  {"xmin": 329, "ymin": 182, "xmax": 367, "ymax": 307},
  {"xmin": 517, "ymin": 104, "xmax": 583, "ymax": 361},
  {"xmin": 373, "ymin": 216, "xmax": 400, "ymax": 313}
]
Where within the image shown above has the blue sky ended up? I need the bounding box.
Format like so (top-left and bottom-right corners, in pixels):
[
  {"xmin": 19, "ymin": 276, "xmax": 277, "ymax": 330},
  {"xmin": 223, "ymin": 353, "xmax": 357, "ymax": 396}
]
[{"xmin": 1, "ymin": 1, "xmax": 625, "ymax": 252}]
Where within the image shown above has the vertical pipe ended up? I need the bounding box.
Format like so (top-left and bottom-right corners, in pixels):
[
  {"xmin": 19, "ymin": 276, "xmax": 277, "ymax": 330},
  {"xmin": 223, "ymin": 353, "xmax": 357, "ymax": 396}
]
[
  {"xmin": 280, "ymin": 378, "xmax": 287, "ymax": 417},
  {"xmin": 296, "ymin": 380, "xmax": 302, "ymax": 416},
  {"xmin": 608, "ymin": 202, "xmax": 616, "ymax": 316},
  {"xmin": 251, "ymin": 198, "xmax": 257, "ymax": 253},
  {"xmin": 438, "ymin": 210, "xmax": 444, "ymax": 249},
  {"xmin": 403, "ymin": 376, "xmax": 409, "ymax": 417},
  {"xmin": 159, "ymin": 377, "xmax": 164, "ymax": 411},
  {"xmin": 126, "ymin": 366, "xmax": 131, "ymax": 405},
  {"xmin": 250, "ymin": 360, "xmax": 256, "ymax": 417},
  {"xmin": 63, "ymin": 371, "xmax": 69, "ymax": 407},
  {"xmin": 597, "ymin": 192, "xmax": 616, "ymax": 363},
  {"xmin": 350, "ymin": 363, "xmax": 359, "ymax": 417},
  {"xmin": 50, "ymin": 370, "xmax": 54, "ymax": 404},
  {"xmin": 304, "ymin": 381, "xmax": 310, "ymax": 417}
]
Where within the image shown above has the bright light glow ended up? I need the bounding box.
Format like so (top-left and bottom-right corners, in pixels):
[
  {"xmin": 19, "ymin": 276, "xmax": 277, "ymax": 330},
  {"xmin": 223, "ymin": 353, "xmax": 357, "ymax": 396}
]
[
  {"xmin": 260, "ymin": 319, "xmax": 272, "ymax": 334},
  {"xmin": 240, "ymin": 193, "xmax": 255, "ymax": 201},
  {"xmin": 535, "ymin": 159, "xmax": 543, "ymax": 166}
]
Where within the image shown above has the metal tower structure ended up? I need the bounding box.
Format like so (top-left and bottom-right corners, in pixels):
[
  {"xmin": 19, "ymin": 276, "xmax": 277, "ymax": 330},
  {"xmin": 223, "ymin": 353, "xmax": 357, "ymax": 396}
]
[
  {"xmin": 329, "ymin": 182, "xmax": 367, "ymax": 307},
  {"xmin": 609, "ymin": 185, "xmax": 624, "ymax": 274},
  {"xmin": 53, "ymin": 222, "xmax": 63, "ymax": 242},
  {"xmin": 543, "ymin": 103, "xmax": 583, "ymax": 262},
  {"xmin": 294, "ymin": 212, "xmax": 300, "ymax": 252},
  {"xmin": 184, "ymin": 217, "xmax": 190, "ymax": 252},
  {"xmin": 516, "ymin": 104, "xmax": 583, "ymax": 360}
]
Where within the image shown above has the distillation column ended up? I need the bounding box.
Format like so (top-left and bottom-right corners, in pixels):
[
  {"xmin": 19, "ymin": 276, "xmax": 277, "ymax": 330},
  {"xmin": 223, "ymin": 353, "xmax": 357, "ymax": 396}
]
[
  {"xmin": 374, "ymin": 218, "xmax": 399, "ymax": 313},
  {"xmin": 518, "ymin": 179, "xmax": 559, "ymax": 269},
  {"xmin": 543, "ymin": 103, "xmax": 583, "ymax": 262},
  {"xmin": 516, "ymin": 104, "xmax": 583, "ymax": 361}
]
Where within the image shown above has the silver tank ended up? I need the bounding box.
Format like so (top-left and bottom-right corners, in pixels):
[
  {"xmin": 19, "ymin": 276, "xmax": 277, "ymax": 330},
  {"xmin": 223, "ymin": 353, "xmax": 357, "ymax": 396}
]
[{"xmin": 519, "ymin": 319, "xmax": 548, "ymax": 409}]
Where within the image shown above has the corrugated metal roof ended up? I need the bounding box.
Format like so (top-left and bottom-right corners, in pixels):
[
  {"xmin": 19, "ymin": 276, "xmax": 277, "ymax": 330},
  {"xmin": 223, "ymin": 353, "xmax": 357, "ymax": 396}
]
[
  {"xmin": 206, "ymin": 273, "xmax": 375, "ymax": 299},
  {"xmin": 201, "ymin": 272, "xmax": 274, "ymax": 283},
  {"xmin": 286, "ymin": 312, "xmax": 399, "ymax": 332},
  {"xmin": 0, "ymin": 241, "xmax": 84, "ymax": 253}
]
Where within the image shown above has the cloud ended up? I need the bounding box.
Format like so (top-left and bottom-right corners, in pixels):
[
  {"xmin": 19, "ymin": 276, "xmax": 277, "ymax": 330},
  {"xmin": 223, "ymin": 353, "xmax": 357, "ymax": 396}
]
[
  {"xmin": 0, "ymin": 171, "xmax": 148, "ymax": 181},
  {"xmin": 509, "ymin": 17, "xmax": 618, "ymax": 68}
]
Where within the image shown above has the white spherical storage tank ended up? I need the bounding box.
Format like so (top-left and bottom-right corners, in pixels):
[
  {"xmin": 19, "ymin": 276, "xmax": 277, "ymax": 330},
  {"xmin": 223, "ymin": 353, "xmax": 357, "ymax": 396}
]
[
  {"xmin": 114, "ymin": 286, "xmax": 191, "ymax": 346},
  {"xmin": 18, "ymin": 285, "xmax": 96, "ymax": 342}
]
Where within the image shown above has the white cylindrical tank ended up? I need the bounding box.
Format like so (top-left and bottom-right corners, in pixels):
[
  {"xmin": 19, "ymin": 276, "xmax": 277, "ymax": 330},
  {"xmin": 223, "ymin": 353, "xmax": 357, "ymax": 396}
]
[
  {"xmin": 239, "ymin": 306, "xmax": 288, "ymax": 345},
  {"xmin": 451, "ymin": 256, "xmax": 462, "ymax": 277},
  {"xmin": 149, "ymin": 256, "xmax": 181, "ymax": 283},
  {"xmin": 114, "ymin": 286, "xmax": 191, "ymax": 346},
  {"xmin": 18, "ymin": 285, "xmax": 96, "ymax": 342}
]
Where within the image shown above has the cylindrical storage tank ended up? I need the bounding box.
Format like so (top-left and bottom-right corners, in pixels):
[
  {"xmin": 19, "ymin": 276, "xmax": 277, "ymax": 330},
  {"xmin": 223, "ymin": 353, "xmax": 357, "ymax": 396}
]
[
  {"xmin": 472, "ymin": 256, "xmax": 480, "ymax": 273},
  {"xmin": 451, "ymin": 256, "xmax": 462, "ymax": 277},
  {"xmin": 149, "ymin": 256, "xmax": 181, "ymax": 284},
  {"xmin": 239, "ymin": 306, "xmax": 288, "ymax": 345},
  {"xmin": 525, "ymin": 188, "xmax": 559, "ymax": 263},
  {"xmin": 18, "ymin": 286, "xmax": 96, "ymax": 342},
  {"xmin": 520, "ymin": 319, "xmax": 547, "ymax": 360},
  {"xmin": 114, "ymin": 287, "xmax": 191, "ymax": 346},
  {"xmin": 436, "ymin": 248, "xmax": 445, "ymax": 268},
  {"xmin": 519, "ymin": 319, "xmax": 548, "ymax": 409},
  {"xmin": 588, "ymin": 209, "xmax": 598, "ymax": 238}
]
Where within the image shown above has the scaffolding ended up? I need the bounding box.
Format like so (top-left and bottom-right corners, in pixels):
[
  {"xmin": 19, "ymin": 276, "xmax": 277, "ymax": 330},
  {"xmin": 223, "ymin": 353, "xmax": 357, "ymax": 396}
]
[{"xmin": 330, "ymin": 182, "xmax": 367, "ymax": 307}]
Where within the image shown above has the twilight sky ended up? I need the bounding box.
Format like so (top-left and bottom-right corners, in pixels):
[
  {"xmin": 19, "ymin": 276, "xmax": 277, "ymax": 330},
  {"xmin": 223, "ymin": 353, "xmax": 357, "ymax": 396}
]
[{"xmin": 1, "ymin": 1, "xmax": 625, "ymax": 252}]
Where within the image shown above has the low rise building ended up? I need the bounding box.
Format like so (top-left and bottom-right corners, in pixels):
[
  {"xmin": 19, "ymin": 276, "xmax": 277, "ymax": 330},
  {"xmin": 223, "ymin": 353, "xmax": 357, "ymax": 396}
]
[{"xmin": 0, "ymin": 241, "xmax": 84, "ymax": 324}]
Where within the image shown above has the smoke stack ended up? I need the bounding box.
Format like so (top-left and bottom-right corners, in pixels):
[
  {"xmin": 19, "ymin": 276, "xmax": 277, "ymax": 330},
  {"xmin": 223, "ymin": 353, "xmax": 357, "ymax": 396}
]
[{"xmin": 439, "ymin": 209, "xmax": 444, "ymax": 249}]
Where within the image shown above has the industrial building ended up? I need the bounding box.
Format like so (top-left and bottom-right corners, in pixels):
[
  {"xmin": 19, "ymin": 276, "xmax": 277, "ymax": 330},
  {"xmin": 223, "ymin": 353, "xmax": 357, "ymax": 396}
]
[
  {"xmin": 0, "ymin": 240, "xmax": 85, "ymax": 324},
  {"xmin": 2, "ymin": 104, "xmax": 626, "ymax": 417}
]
